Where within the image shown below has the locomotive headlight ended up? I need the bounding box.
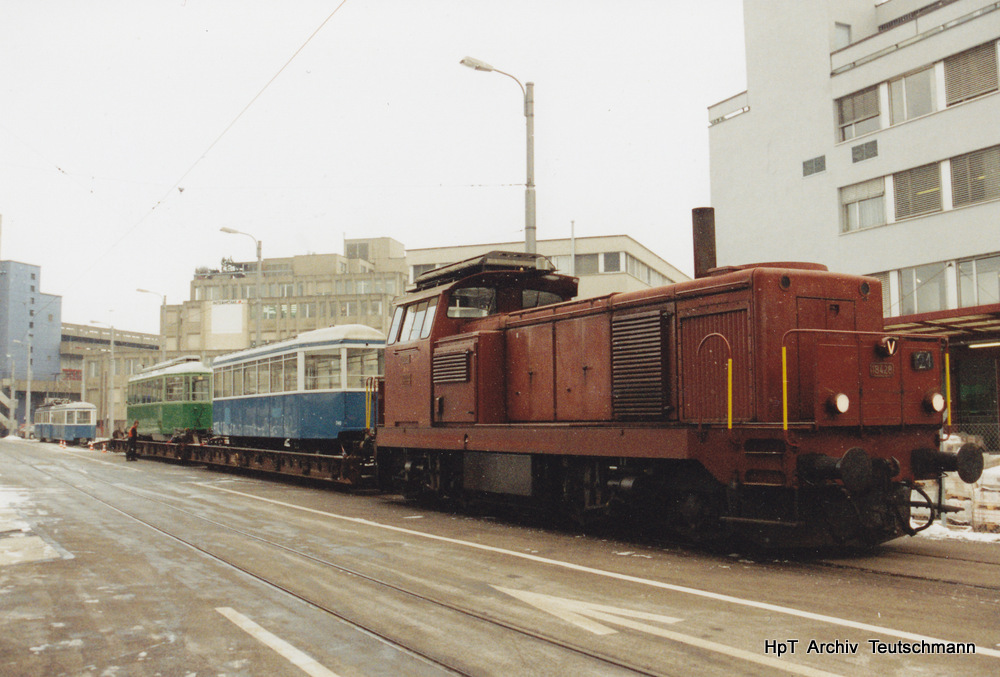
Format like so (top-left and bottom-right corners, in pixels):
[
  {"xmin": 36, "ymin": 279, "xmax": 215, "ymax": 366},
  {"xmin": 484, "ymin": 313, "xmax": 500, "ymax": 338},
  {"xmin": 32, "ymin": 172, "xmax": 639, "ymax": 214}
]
[
  {"xmin": 924, "ymin": 392, "xmax": 946, "ymax": 413},
  {"xmin": 827, "ymin": 393, "xmax": 850, "ymax": 414}
]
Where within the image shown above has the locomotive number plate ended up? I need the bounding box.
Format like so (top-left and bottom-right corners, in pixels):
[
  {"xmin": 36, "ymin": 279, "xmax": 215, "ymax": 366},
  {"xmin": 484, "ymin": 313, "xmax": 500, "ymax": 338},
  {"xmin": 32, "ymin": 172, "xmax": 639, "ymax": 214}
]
[{"xmin": 869, "ymin": 362, "xmax": 894, "ymax": 378}]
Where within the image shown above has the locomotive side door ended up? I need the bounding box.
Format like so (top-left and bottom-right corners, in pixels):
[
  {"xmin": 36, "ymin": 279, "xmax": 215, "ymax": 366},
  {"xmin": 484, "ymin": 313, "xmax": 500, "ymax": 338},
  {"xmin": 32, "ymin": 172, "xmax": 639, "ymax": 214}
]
[{"xmin": 507, "ymin": 323, "xmax": 555, "ymax": 421}]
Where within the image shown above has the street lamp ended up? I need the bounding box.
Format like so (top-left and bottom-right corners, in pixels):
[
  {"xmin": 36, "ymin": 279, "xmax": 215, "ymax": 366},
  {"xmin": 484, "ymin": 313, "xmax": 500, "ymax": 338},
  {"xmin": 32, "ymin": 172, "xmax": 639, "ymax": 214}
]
[
  {"xmin": 90, "ymin": 321, "xmax": 115, "ymax": 437},
  {"xmin": 220, "ymin": 227, "xmax": 263, "ymax": 347},
  {"xmin": 136, "ymin": 288, "xmax": 167, "ymax": 362},
  {"xmin": 460, "ymin": 56, "xmax": 536, "ymax": 254}
]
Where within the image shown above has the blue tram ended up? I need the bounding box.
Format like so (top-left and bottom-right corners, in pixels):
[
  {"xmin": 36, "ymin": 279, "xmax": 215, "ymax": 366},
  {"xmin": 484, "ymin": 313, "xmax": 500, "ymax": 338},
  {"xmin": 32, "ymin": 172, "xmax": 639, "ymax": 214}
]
[
  {"xmin": 211, "ymin": 325, "xmax": 384, "ymax": 451},
  {"xmin": 34, "ymin": 400, "xmax": 98, "ymax": 445}
]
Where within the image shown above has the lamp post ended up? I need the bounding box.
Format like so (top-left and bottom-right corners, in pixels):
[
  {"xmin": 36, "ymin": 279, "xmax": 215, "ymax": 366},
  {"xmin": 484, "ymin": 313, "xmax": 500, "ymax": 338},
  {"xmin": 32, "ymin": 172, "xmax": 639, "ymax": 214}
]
[
  {"xmin": 5, "ymin": 353, "xmax": 14, "ymax": 427},
  {"xmin": 137, "ymin": 288, "xmax": 167, "ymax": 362},
  {"xmin": 90, "ymin": 321, "xmax": 115, "ymax": 437},
  {"xmin": 12, "ymin": 337, "xmax": 31, "ymax": 433},
  {"xmin": 460, "ymin": 56, "xmax": 536, "ymax": 254},
  {"xmin": 220, "ymin": 227, "xmax": 263, "ymax": 347}
]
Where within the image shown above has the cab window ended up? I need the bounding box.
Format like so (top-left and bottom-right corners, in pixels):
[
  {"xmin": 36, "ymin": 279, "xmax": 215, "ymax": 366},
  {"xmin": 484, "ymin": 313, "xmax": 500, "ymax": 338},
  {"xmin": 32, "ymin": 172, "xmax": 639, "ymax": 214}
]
[
  {"xmin": 523, "ymin": 289, "xmax": 564, "ymax": 309},
  {"xmin": 387, "ymin": 306, "xmax": 404, "ymax": 345},
  {"xmin": 448, "ymin": 287, "xmax": 496, "ymax": 318}
]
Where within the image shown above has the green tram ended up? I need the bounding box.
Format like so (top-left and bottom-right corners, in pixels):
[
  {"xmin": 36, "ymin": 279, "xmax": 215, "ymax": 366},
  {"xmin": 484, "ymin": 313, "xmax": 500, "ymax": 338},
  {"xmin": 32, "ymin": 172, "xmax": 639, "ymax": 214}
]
[{"xmin": 126, "ymin": 357, "xmax": 213, "ymax": 440}]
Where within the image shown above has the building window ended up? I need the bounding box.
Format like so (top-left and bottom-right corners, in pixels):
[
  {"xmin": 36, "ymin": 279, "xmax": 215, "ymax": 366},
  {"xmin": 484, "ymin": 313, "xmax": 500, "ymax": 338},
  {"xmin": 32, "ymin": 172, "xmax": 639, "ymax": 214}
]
[
  {"xmin": 837, "ymin": 86, "xmax": 880, "ymax": 141},
  {"xmin": 346, "ymin": 242, "xmax": 370, "ymax": 261},
  {"xmin": 951, "ymin": 145, "xmax": 1000, "ymax": 208},
  {"xmin": 900, "ymin": 262, "xmax": 948, "ymax": 315},
  {"xmin": 574, "ymin": 254, "xmax": 599, "ymax": 275},
  {"xmin": 802, "ymin": 155, "xmax": 826, "ymax": 177},
  {"xmin": 840, "ymin": 177, "xmax": 885, "ymax": 232},
  {"xmin": 851, "ymin": 140, "xmax": 877, "ymax": 163},
  {"xmin": 603, "ymin": 252, "xmax": 622, "ymax": 272},
  {"xmin": 944, "ymin": 42, "xmax": 999, "ymax": 107},
  {"xmin": 894, "ymin": 163, "xmax": 942, "ymax": 219},
  {"xmin": 890, "ymin": 67, "xmax": 935, "ymax": 124},
  {"xmin": 834, "ymin": 23, "xmax": 851, "ymax": 50},
  {"xmin": 412, "ymin": 263, "xmax": 437, "ymax": 281},
  {"xmin": 959, "ymin": 255, "xmax": 1000, "ymax": 307}
]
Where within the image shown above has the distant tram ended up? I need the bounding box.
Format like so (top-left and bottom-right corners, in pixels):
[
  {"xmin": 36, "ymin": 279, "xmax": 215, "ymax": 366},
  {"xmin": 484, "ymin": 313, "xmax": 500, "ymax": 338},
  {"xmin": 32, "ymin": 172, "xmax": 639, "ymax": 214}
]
[
  {"xmin": 126, "ymin": 357, "xmax": 213, "ymax": 440},
  {"xmin": 34, "ymin": 400, "xmax": 97, "ymax": 445}
]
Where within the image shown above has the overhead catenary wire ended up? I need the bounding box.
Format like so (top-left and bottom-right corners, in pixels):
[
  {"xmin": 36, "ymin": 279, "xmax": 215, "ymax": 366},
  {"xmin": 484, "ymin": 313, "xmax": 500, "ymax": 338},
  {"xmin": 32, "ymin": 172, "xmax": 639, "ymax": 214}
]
[{"xmin": 12, "ymin": 1, "xmax": 352, "ymax": 332}]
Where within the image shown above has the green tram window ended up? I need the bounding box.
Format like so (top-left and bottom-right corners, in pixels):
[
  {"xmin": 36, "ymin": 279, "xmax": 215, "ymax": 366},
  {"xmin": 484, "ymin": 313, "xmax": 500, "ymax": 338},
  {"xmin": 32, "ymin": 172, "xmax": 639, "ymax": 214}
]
[
  {"xmin": 166, "ymin": 376, "xmax": 184, "ymax": 402},
  {"xmin": 190, "ymin": 375, "xmax": 211, "ymax": 401}
]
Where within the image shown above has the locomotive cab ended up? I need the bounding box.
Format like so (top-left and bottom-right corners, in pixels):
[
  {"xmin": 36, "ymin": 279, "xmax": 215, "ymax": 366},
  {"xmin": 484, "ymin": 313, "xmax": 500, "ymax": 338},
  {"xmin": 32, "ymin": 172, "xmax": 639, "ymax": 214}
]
[{"xmin": 383, "ymin": 252, "xmax": 577, "ymax": 429}]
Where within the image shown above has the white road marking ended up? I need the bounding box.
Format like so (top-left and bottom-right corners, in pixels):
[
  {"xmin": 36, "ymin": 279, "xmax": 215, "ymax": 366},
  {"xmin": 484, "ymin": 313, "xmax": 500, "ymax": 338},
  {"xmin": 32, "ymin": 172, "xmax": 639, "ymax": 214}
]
[
  {"xmin": 206, "ymin": 484, "xmax": 1000, "ymax": 660},
  {"xmin": 496, "ymin": 586, "xmax": 839, "ymax": 677},
  {"xmin": 494, "ymin": 586, "xmax": 682, "ymax": 635},
  {"xmin": 216, "ymin": 607, "xmax": 341, "ymax": 677}
]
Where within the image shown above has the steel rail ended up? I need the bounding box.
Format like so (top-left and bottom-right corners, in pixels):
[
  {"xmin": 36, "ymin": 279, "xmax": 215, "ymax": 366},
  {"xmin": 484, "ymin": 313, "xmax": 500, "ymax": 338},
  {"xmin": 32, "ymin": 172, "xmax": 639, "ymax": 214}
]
[{"xmin": 13, "ymin": 449, "xmax": 666, "ymax": 677}]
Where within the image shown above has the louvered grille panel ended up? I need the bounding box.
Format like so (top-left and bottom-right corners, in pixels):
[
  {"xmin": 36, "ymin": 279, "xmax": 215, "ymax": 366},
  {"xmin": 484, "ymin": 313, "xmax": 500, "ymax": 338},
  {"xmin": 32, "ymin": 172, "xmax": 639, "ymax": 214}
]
[
  {"xmin": 945, "ymin": 42, "xmax": 999, "ymax": 106},
  {"xmin": 433, "ymin": 351, "xmax": 469, "ymax": 384},
  {"xmin": 612, "ymin": 312, "xmax": 664, "ymax": 418}
]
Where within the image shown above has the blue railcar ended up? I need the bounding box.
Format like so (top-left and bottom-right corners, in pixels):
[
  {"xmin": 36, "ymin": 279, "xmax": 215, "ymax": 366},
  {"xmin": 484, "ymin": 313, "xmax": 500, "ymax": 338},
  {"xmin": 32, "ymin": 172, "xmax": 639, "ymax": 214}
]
[
  {"xmin": 211, "ymin": 325, "xmax": 384, "ymax": 452},
  {"xmin": 34, "ymin": 400, "xmax": 98, "ymax": 445}
]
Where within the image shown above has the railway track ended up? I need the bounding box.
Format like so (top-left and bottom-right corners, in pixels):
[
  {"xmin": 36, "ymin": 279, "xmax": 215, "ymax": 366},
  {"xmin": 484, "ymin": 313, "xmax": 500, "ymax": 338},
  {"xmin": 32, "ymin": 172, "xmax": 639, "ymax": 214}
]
[
  {"xmin": 108, "ymin": 439, "xmax": 1000, "ymax": 595},
  {"xmin": 11, "ymin": 447, "xmax": 668, "ymax": 677}
]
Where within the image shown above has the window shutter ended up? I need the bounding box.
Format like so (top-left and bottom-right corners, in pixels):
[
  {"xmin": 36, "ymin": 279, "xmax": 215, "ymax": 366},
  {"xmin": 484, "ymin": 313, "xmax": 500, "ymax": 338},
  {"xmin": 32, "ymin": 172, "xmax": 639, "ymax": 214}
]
[
  {"xmin": 838, "ymin": 86, "xmax": 879, "ymax": 125},
  {"xmin": 952, "ymin": 145, "xmax": 1000, "ymax": 207},
  {"xmin": 841, "ymin": 177, "xmax": 884, "ymax": 205},
  {"xmin": 945, "ymin": 42, "xmax": 999, "ymax": 105},
  {"xmin": 894, "ymin": 164, "xmax": 942, "ymax": 218}
]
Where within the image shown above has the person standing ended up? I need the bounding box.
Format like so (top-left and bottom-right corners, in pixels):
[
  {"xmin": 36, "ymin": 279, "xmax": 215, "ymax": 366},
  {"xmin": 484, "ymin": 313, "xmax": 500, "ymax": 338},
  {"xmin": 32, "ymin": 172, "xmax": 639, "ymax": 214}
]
[{"xmin": 126, "ymin": 420, "xmax": 138, "ymax": 462}]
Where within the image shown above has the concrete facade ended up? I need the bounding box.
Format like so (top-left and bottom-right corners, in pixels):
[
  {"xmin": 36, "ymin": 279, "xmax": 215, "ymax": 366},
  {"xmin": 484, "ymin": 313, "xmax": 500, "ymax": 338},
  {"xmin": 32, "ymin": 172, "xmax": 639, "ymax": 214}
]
[
  {"xmin": 709, "ymin": 0, "xmax": 1000, "ymax": 318},
  {"xmin": 709, "ymin": 0, "xmax": 1000, "ymax": 450},
  {"xmin": 408, "ymin": 235, "xmax": 690, "ymax": 300},
  {"xmin": 0, "ymin": 260, "xmax": 63, "ymax": 431},
  {"xmin": 164, "ymin": 237, "xmax": 408, "ymax": 360}
]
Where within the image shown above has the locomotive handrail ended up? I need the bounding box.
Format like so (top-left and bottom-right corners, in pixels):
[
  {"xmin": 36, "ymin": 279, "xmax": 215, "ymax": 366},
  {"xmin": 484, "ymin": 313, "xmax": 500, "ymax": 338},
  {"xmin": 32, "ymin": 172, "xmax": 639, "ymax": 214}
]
[
  {"xmin": 778, "ymin": 328, "xmax": 950, "ymax": 432},
  {"xmin": 696, "ymin": 333, "xmax": 733, "ymax": 430},
  {"xmin": 364, "ymin": 377, "xmax": 378, "ymax": 431}
]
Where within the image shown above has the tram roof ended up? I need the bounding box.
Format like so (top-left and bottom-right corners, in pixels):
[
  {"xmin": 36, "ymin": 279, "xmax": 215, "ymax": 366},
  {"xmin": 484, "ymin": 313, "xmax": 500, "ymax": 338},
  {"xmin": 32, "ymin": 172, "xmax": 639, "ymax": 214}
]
[
  {"xmin": 129, "ymin": 360, "xmax": 213, "ymax": 383},
  {"xmin": 211, "ymin": 324, "xmax": 385, "ymax": 367}
]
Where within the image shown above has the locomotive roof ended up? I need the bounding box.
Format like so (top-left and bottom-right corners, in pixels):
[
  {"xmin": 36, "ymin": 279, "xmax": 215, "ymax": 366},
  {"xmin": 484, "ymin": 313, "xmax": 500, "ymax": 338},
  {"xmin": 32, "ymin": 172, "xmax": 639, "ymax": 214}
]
[
  {"xmin": 412, "ymin": 250, "xmax": 557, "ymax": 291},
  {"xmin": 211, "ymin": 324, "xmax": 385, "ymax": 367}
]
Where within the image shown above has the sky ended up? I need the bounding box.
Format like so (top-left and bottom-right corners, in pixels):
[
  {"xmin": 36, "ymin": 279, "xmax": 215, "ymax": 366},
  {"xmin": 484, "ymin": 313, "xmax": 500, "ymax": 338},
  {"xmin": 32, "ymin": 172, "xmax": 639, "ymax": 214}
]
[{"xmin": 0, "ymin": 1, "xmax": 746, "ymax": 334}]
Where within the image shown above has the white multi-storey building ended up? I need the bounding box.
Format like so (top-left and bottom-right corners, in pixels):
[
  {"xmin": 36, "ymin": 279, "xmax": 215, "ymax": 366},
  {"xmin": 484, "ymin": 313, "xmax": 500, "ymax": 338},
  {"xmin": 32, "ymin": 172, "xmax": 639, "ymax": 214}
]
[{"xmin": 709, "ymin": 0, "xmax": 1000, "ymax": 447}]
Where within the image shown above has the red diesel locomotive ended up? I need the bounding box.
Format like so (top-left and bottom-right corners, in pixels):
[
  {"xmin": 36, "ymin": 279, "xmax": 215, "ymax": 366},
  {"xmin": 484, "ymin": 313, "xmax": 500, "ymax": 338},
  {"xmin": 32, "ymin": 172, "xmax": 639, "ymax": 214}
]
[{"xmin": 377, "ymin": 238, "xmax": 983, "ymax": 548}]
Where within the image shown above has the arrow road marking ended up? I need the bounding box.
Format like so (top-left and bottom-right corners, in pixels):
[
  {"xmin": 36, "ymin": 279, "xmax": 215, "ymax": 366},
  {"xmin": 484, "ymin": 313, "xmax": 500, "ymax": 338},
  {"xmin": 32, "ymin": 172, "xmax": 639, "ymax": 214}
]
[
  {"xmin": 495, "ymin": 587, "xmax": 842, "ymax": 677},
  {"xmin": 494, "ymin": 585, "xmax": 682, "ymax": 635}
]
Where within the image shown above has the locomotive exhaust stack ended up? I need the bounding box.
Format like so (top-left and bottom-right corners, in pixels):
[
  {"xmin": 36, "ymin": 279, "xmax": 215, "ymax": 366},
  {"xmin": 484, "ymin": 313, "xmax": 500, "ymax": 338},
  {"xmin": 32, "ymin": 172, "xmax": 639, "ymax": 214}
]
[{"xmin": 692, "ymin": 207, "xmax": 717, "ymax": 279}]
